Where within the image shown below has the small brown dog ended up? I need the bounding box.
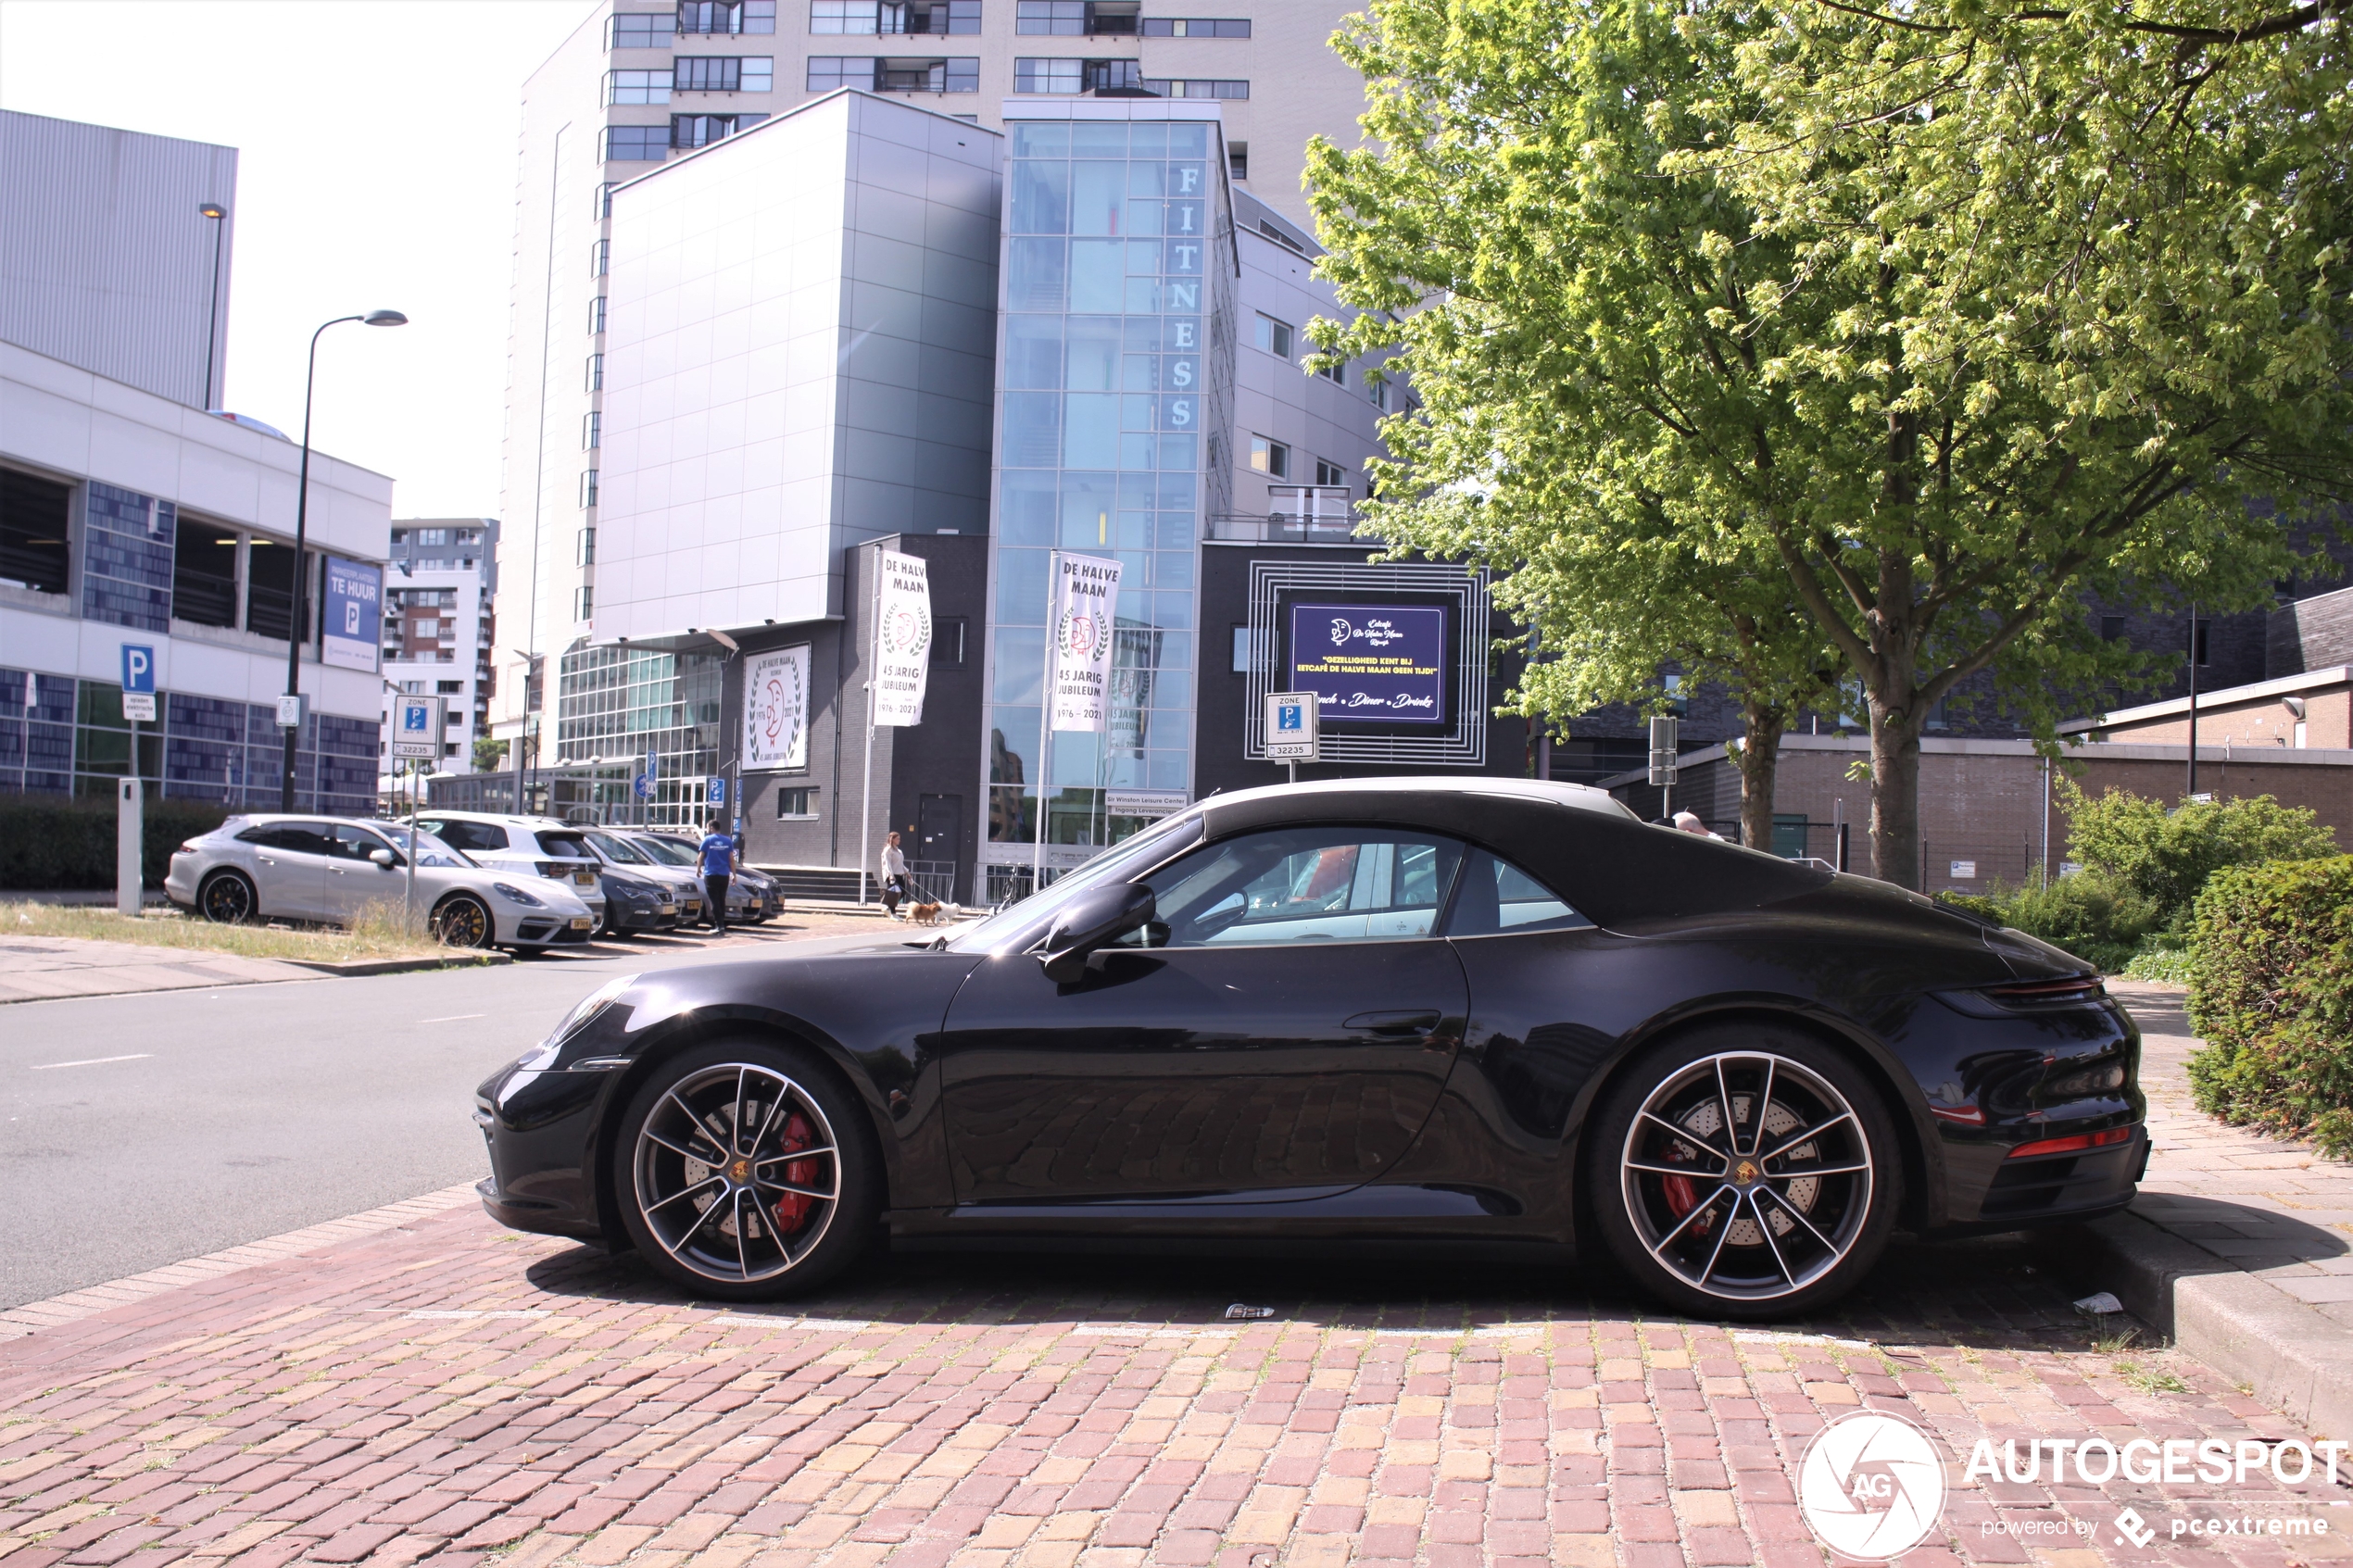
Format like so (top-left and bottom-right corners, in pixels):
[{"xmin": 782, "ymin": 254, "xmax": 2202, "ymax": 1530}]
[{"xmin": 909, "ymin": 900, "xmax": 944, "ymax": 926}]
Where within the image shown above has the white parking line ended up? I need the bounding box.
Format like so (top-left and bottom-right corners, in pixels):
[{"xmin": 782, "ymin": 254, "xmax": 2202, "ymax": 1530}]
[
  {"xmin": 419, "ymin": 1014, "xmax": 485, "ymax": 1024},
  {"xmin": 30, "ymin": 1053, "xmax": 154, "ymax": 1070}
]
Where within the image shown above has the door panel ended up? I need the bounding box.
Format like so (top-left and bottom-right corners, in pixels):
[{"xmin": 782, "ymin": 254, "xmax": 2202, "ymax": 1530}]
[
  {"xmin": 323, "ymin": 824, "xmax": 403, "ymax": 921},
  {"xmin": 917, "ymin": 794, "xmax": 962, "ymax": 863},
  {"xmin": 250, "ymin": 822, "xmax": 333, "ymax": 919},
  {"xmin": 938, "ymin": 941, "xmax": 1469, "ymax": 1202}
]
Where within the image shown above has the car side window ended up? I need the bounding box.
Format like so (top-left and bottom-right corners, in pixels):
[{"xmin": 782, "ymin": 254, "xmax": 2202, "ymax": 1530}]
[
  {"xmin": 535, "ymin": 831, "xmax": 591, "ymax": 859},
  {"xmin": 1125, "ymin": 825, "xmax": 1466, "ymax": 947},
  {"xmin": 423, "ymin": 820, "xmax": 503, "ymax": 853},
  {"xmin": 263, "ymin": 822, "xmax": 335, "ymax": 856},
  {"xmin": 328, "ymin": 825, "xmax": 392, "ymax": 861},
  {"xmin": 1443, "ymin": 848, "xmax": 1595, "ymax": 936}
]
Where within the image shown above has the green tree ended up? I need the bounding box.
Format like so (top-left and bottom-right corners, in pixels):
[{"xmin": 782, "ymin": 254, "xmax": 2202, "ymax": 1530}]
[
  {"xmin": 472, "ymin": 735, "xmax": 509, "ymax": 774},
  {"xmin": 2062, "ymin": 780, "xmax": 2338, "ymax": 919},
  {"xmin": 1306, "ymin": 0, "xmax": 2353, "ymax": 888}
]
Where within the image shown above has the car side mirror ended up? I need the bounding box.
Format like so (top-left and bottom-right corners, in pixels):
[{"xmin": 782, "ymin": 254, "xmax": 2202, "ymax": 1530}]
[
  {"xmin": 370, "ymin": 848, "xmax": 397, "ymax": 868},
  {"xmin": 1039, "ymin": 882, "xmax": 1155, "ymax": 984}
]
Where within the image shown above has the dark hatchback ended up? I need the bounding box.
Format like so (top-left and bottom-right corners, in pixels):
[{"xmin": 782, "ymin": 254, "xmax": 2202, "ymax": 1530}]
[{"xmin": 474, "ymin": 778, "xmax": 2144, "ymax": 1318}]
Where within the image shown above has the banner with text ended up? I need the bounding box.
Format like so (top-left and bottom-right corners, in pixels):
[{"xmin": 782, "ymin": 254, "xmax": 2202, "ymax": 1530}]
[
  {"xmin": 321, "ymin": 557, "xmax": 383, "ymax": 674},
  {"xmin": 1048, "ymin": 553, "xmax": 1124, "ymax": 733},
  {"xmin": 743, "ymin": 645, "xmax": 811, "ymax": 771},
  {"xmin": 874, "ymin": 551, "xmax": 933, "ymax": 727},
  {"xmin": 1288, "ymin": 603, "xmax": 1448, "ymax": 725}
]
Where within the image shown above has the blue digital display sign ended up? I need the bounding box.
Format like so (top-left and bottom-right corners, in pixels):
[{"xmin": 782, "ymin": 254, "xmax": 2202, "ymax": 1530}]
[{"xmin": 1288, "ymin": 603, "xmax": 1448, "ymax": 725}]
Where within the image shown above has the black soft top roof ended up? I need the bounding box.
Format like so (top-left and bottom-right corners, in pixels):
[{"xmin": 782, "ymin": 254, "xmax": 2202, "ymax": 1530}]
[{"xmin": 1197, "ymin": 779, "xmax": 1832, "ymax": 926}]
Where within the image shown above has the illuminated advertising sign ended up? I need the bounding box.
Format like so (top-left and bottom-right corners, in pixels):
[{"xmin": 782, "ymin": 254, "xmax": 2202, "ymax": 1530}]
[{"xmin": 1287, "ymin": 603, "xmax": 1447, "ymax": 725}]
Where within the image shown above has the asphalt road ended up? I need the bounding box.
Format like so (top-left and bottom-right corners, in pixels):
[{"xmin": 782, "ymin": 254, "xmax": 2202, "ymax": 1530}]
[{"xmin": 0, "ymin": 919, "xmax": 887, "ymax": 1309}]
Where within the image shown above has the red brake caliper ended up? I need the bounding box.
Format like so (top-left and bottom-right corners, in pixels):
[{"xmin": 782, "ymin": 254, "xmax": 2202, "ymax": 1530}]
[{"xmin": 770, "ymin": 1110, "xmax": 820, "ymax": 1236}]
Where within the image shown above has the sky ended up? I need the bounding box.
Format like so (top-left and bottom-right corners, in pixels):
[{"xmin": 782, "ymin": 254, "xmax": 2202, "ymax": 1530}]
[{"xmin": 0, "ymin": 0, "xmax": 594, "ymax": 520}]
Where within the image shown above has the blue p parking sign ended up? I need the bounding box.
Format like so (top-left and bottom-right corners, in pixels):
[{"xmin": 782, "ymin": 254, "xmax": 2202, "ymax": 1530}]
[
  {"xmin": 707, "ymin": 776, "xmax": 727, "ymax": 808},
  {"xmin": 1263, "ymin": 691, "xmax": 1320, "ymax": 761}
]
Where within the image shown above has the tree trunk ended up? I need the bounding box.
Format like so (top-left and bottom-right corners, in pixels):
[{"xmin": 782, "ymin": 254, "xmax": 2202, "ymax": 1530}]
[
  {"xmin": 1869, "ymin": 702, "xmax": 1922, "ymax": 889},
  {"xmin": 1737, "ymin": 703, "xmax": 1785, "ymax": 854}
]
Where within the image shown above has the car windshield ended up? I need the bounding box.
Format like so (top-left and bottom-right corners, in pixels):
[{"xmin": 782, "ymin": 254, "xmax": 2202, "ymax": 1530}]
[
  {"xmin": 585, "ymin": 831, "xmax": 652, "ymax": 866},
  {"xmin": 535, "ymin": 831, "xmax": 593, "ymax": 859},
  {"xmin": 944, "ymin": 812, "xmax": 1204, "ymax": 954},
  {"xmin": 377, "ymin": 824, "xmax": 477, "ymax": 869},
  {"xmin": 632, "ymin": 835, "xmax": 698, "ymax": 867}
]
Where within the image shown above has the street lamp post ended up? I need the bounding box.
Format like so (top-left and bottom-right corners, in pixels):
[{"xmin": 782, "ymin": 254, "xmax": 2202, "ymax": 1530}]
[
  {"xmin": 198, "ymin": 203, "xmax": 228, "ymax": 408},
  {"xmin": 281, "ymin": 309, "xmax": 407, "ymax": 811}
]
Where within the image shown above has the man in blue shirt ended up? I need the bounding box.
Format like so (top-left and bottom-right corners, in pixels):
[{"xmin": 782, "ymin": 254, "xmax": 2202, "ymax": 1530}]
[{"xmin": 698, "ymin": 826, "xmax": 737, "ymax": 933}]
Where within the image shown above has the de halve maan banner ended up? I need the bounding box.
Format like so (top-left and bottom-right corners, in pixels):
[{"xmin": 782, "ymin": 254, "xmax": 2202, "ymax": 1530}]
[
  {"xmin": 873, "ymin": 551, "xmax": 932, "ymax": 727},
  {"xmin": 743, "ymin": 645, "xmax": 810, "ymax": 771},
  {"xmin": 1048, "ymin": 553, "xmax": 1122, "ymax": 733}
]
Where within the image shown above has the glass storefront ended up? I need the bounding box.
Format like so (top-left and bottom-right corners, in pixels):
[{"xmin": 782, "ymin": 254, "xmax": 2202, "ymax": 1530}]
[
  {"xmin": 982, "ymin": 107, "xmax": 1235, "ymax": 890},
  {"xmin": 551, "ymin": 644, "xmax": 725, "ymax": 828}
]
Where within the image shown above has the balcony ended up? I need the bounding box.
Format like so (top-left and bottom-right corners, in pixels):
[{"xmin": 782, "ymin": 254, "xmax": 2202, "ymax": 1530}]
[{"xmin": 1207, "ymin": 487, "xmax": 1366, "ymax": 544}]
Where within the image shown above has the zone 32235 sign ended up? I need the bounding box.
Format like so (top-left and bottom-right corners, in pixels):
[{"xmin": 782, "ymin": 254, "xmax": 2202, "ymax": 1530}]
[{"xmin": 1286, "ymin": 603, "xmax": 1447, "ymax": 725}]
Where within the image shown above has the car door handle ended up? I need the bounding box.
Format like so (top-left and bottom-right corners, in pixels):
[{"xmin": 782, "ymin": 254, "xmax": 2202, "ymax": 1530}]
[{"xmin": 1345, "ymin": 1010, "xmax": 1443, "ymax": 1037}]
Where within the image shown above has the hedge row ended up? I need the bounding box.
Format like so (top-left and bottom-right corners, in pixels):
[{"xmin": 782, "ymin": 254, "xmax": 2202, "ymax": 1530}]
[
  {"xmin": 2185, "ymin": 855, "xmax": 2353, "ymax": 1158},
  {"xmin": 0, "ymin": 794, "xmax": 234, "ymax": 891}
]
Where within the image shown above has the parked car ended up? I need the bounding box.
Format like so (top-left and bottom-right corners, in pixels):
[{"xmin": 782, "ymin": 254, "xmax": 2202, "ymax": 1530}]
[
  {"xmin": 411, "ymin": 811, "xmax": 609, "ymax": 935},
  {"xmin": 576, "ymin": 828, "xmax": 701, "ymax": 935},
  {"xmin": 165, "ymin": 814, "xmax": 596, "ymax": 949},
  {"xmin": 473, "ymin": 777, "xmax": 2146, "ymax": 1315},
  {"xmin": 633, "ymin": 831, "xmax": 778, "ymax": 923}
]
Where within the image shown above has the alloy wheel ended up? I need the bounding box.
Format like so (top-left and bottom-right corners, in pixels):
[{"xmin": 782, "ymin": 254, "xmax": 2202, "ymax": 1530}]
[
  {"xmin": 433, "ymin": 895, "xmax": 491, "ymax": 948},
  {"xmin": 631, "ymin": 1062, "xmax": 842, "ymax": 1285},
  {"xmin": 1618, "ymin": 1051, "xmax": 1875, "ymax": 1302},
  {"xmin": 199, "ymin": 872, "xmax": 254, "ymax": 924}
]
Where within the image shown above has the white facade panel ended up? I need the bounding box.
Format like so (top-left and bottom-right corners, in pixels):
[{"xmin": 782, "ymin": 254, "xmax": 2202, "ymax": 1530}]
[{"xmin": 0, "ymin": 110, "xmax": 237, "ymax": 409}]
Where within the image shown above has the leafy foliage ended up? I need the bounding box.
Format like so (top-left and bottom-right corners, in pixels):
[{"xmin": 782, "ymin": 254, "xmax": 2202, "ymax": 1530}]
[
  {"xmin": 1938, "ymin": 872, "xmax": 2162, "ymax": 972},
  {"xmin": 2186, "ymin": 857, "xmax": 2353, "ymax": 1157},
  {"xmin": 2062, "ymin": 782, "xmax": 2337, "ymax": 921},
  {"xmin": 1303, "ymin": 0, "xmax": 2353, "ymax": 886}
]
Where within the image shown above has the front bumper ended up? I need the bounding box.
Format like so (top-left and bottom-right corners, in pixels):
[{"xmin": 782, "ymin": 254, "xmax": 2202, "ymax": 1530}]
[{"xmin": 474, "ymin": 1066, "xmax": 616, "ymax": 1241}]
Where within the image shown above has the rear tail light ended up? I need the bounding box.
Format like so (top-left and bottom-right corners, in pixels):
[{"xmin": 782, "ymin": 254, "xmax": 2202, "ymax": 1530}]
[
  {"xmin": 537, "ymin": 859, "xmax": 585, "ymax": 879},
  {"xmin": 1984, "ymin": 977, "xmax": 2107, "ymax": 1007},
  {"xmin": 2007, "ymin": 1125, "xmax": 2133, "ymax": 1160},
  {"xmin": 174, "ymin": 841, "xmax": 196, "ymax": 856}
]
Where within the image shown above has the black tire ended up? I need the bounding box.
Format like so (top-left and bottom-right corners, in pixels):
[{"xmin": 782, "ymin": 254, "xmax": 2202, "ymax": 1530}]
[
  {"xmin": 431, "ymin": 892, "xmax": 495, "ymax": 949},
  {"xmin": 612, "ymin": 1037, "xmax": 879, "ymax": 1301},
  {"xmin": 197, "ymin": 870, "xmax": 258, "ymax": 924},
  {"xmin": 1589, "ymin": 1022, "xmax": 1901, "ymax": 1320}
]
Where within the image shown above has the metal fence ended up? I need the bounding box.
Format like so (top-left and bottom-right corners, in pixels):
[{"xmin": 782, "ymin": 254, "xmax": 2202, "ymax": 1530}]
[
  {"xmin": 983, "ymin": 862, "xmax": 1076, "ymax": 907},
  {"xmin": 905, "ymin": 859, "xmax": 959, "ymax": 904}
]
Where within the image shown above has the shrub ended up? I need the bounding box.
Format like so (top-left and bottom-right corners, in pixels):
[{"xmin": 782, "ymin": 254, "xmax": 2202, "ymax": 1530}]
[
  {"xmin": 1937, "ymin": 870, "xmax": 2161, "ymax": 972},
  {"xmin": 0, "ymin": 794, "xmax": 233, "ymax": 891},
  {"xmin": 2184, "ymin": 856, "xmax": 2353, "ymax": 1157},
  {"xmin": 2062, "ymin": 780, "xmax": 2337, "ymax": 920},
  {"xmin": 2120, "ymin": 946, "xmax": 2195, "ymax": 985}
]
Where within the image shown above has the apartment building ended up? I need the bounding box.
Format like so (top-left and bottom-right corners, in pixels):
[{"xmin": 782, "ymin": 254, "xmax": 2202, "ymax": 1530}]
[
  {"xmin": 378, "ymin": 520, "xmax": 498, "ymax": 791},
  {"xmin": 489, "ymin": 0, "xmax": 1368, "ymax": 784}
]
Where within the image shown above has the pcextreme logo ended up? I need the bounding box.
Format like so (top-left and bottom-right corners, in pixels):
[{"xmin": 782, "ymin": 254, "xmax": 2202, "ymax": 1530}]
[{"xmin": 1798, "ymin": 1411, "xmax": 1948, "ymax": 1561}]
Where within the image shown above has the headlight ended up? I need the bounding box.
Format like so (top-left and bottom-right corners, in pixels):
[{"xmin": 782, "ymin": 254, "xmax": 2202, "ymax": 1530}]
[
  {"xmin": 540, "ymin": 972, "xmax": 640, "ymax": 1053},
  {"xmin": 492, "ymin": 882, "xmax": 545, "ymax": 907}
]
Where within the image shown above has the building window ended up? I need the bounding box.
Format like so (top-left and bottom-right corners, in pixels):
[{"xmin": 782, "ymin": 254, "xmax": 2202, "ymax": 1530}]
[
  {"xmin": 898, "ymin": 1, "xmax": 981, "ymax": 32},
  {"xmin": 170, "ymin": 514, "xmax": 239, "ymax": 631},
  {"xmin": 606, "ymin": 68, "xmax": 673, "ymax": 105},
  {"xmin": 592, "ymin": 239, "xmax": 610, "ymax": 277},
  {"xmin": 814, "ymin": 0, "xmax": 879, "ymax": 30},
  {"xmin": 585, "ymin": 411, "xmax": 601, "ymax": 449},
  {"xmin": 1314, "ymin": 458, "xmax": 1348, "ymax": 489},
  {"xmin": 775, "ymin": 785, "xmax": 817, "ymax": 818},
  {"xmin": 1253, "ymin": 314, "xmax": 1292, "ymax": 359},
  {"xmin": 2100, "ymin": 614, "xmax": 2125, "ymax": 641},
  {"xmin": 672, "ymin": 112, "xmax": 770, "ymax": 147},
  {"xmin": 809, "ymin": 55, "xmax": 875, "ymax": 89},
  {"xmin": 586, "ymin": 354, "xmax": 604, "ymax": 391},
  {"xmin": 675, "ymin": 55, "xmax": 774, "ymax": 91},
  {"xmin": 1249, "ymin": 436, "xmax": 1290, "ymax": 479},
  {"xmin": 1016, "ymin": 0, "xmax": 1086, "ymax": 32},
  {"xmin": 593, "ymin": 182, "xmax": 617, "ymax": 220},
  {"xmin": 610, "ymin": 11, "xmax": 677, "ymax": 46},
  {"xmin": 244, "ymin": 536, "xmax": 296, "ymax": 640},
  {"xmin": 1227, "ymin": 143, "xmax": 1247, "ymax": 181},
  {"xmin": 1315, "ymin": 358, "xmax": 1344, "ymax": 386},
  {"xmin": 931, "ymin": 616, "xmax": 967, "ymax": 668},
  {"xmin": 602, "ymin": 125, "xmax": 668, "ymax": 161},
  {"xmin": 1367, "ymin": 374, "xmax": 1389, "ymax": 410},
  {"xmin": 587, "ymin": 295, "xmax": 606, "ymax": 335},
  {"xmin": 573, "ymin": 586, "xmax": 594, "ymax": 621},
  {"xmin": 1140, "ymin": 16, "xmax": 1250, "ymax": 34},
  {"xmin": 1231, "ymin": 625, "xmax": 1269, "ymax": 673},
  {"xmin": 581, "ymin": 470, "xmax": 599, "ymax": 508},
  {"xmin": 1142, "ymin": 77, "xmax": 1249, "ymax": 98},
  {"xmin": 0, "ymin": 467, "xmax": 74, "ymax": 598},
  {"xmin": 877, "ymin": 56, "xmax": 978, "ymax": 91},
  {"xmin": 1087, "ymin": 58, "xmax": 1142, "ymax": 92},
  {"xmin": 576, "ymin": 528, "xmax": 596, "ymax": 566},
  {"xmin": 1013, "ymin": 56, "xmax": 1082, "ymax": 91},
  {"xmin": 679, "ymin": 0, "xmax": 776, "ymax": 33}
]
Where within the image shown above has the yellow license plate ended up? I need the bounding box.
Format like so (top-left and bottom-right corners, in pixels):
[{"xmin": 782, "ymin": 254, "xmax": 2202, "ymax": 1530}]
[
  {"xmin": 659, "ymin": 904, "xmax": 675, "ymax": 915},
  {"xmin": 570, "ymin": 916, "xmax": 593, "ymax": 931},
  {"xmin": 573, "ymin": 872, "xmax": 596, "ymax": 886}
]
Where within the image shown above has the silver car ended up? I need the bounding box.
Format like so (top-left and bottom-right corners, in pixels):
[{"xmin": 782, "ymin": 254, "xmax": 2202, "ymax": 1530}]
[{"xmin": 163, "ymin": 815, "xmax": 598, "ymax": 950}]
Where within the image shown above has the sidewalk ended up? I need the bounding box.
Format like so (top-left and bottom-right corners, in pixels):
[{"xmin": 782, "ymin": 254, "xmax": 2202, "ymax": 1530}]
[{"xmin": 0, "ymin": 935, "xmax": 318, "ymax": 1005}]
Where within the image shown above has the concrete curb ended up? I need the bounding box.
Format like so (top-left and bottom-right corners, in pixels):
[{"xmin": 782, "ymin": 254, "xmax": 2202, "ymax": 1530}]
[
  {"xmin": 278, "ymin": 950, "xmax": 513, "ymax": 976},
  {"xmin": 0, "ymin": 1183, "xmax": 482, "ymax": 1340},
  {"xmin": 2051, "ymin": 1210, "xmax": 2353, "ymax": 1442}
]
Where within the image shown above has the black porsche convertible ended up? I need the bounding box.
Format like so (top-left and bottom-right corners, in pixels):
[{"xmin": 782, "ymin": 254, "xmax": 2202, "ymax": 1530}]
[{"xmin": 474, "ymin": 777, "xmax": 2145, "ymax": 1318}]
